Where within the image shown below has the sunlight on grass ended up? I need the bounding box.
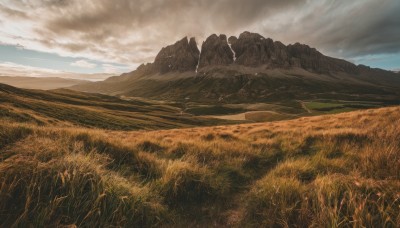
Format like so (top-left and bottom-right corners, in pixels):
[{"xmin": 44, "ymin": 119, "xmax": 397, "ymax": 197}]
[{"xmin": 1, "ymin": 106, "xmax": 399, "ymax": 226}]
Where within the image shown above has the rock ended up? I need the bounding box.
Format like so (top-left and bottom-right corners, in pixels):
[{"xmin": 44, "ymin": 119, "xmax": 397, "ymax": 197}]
[
  {"xmin": 153, "ymin": 37, "xmax": 200, "ymax": 74},
  {"xmin": 230, "ymin": 31, "xmax": 289, "ymax": 67},
  {"xmin": 228, "ymin": 36, "xmax": 237, "ymax": 46},
  {"xmin": 146, "ymin": 32, "xmax": 358, "ymax": 75},
  {"xmin": 228, "ymin": 31, "xmax": 358, "ymax": 73},
  {"xmin": 287, "ymin": 43, "xmax": 358, "ymax": 73},
  {"xmin": 136, "ymin": 63, "xmax": 155, "ymax": 75},
  {"xmin": 198, "ymin": 34, "xmax": 234, "ymax": 68}
]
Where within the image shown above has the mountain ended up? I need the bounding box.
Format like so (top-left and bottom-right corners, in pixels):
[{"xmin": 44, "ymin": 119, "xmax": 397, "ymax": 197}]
[
  {"xmin": 71, "ymin": 32, "xmax": 400, "ymax": 104},
  {"xmin": 0, "ymin": 76, "xmax": 88, "ymax": 90}
]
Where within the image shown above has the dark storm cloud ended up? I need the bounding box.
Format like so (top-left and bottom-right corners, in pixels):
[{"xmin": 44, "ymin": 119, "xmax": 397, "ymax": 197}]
[
  {"xmin": 1, "ymin": 0, "xmax": 399, "ymax": 67},
  {"xmin": 276, "ymin": 0, "xmax": 400, "ymax": 58},
  {"xmin": 37, "ymin": 0, "xmax": 308, "ymax": 63},
  {"xmin": 42, "ymin": 1, "xmax": 302, "ymax": 41}
]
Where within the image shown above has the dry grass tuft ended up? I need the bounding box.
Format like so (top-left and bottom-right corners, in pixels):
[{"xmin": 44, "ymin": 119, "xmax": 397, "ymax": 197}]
[{"xmin": 1, "ymin": 106, "xmax": 400, "ymax": 226}]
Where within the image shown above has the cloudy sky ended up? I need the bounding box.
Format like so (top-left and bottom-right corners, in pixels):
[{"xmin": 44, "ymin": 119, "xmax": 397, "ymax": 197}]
[{"xmin": 0, "ymin": 0, "xmax": 399, "ymax": 80}]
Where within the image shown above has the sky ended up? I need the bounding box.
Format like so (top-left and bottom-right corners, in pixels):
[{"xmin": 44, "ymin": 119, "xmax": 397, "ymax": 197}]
[{"xmin": 0, "ymin": 0, "xmax": 399, "ymax": 80}]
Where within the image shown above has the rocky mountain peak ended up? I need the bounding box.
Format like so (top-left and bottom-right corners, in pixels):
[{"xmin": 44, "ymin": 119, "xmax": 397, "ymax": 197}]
[
  {"xmin": 144, "ymin": 31, "xmax": 359, "ymax": 75},
  {"xmin": 286, "ymin": 42, "xmax": 358, "ymax": 73},
  {"xmin": 238, "ymin": 31, "xmax": 265, "ymax": 40},
  {"xmin": 198, "ymin": 34, "xmax": 234, "ymax": 68},
  {"xmin": 229, "ymin": 31, "xmax": 279, "ymax": 67},
  {"xmin": 152, "ymin": 37, "xmax": 200, "ymax": 74}
]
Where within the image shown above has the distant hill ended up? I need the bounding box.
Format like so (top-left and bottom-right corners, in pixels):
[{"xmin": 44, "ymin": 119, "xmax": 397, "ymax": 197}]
[
  {"xmin": 71, "ymin": 32, "xmax": 400, "ymax": 104},
  {"xmin": 0, "ymin": 76, "xmax": 89, "ymax": 90}
]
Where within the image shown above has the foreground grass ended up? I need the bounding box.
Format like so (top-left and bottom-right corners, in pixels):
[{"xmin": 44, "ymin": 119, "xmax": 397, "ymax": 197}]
[{"xmin": 1, "ymin": 106, "xmax": 400, "ymax": 227}]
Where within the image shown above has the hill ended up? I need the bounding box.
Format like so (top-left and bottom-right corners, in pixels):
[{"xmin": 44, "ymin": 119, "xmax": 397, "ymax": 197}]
[
  {"xmin": 0, "ymin": 83, "xmax": 228, "ymax": 130},
  {"xmin": 0, "ymin": 76, "xmax": 88, "ymax": 90},
  {"xmin": 72, "ymin": 32, "xmax": 400, "ymax": 105},
  {"xmin": 0, "ymin": 105, "xmax": 399, "ymax": 227}
]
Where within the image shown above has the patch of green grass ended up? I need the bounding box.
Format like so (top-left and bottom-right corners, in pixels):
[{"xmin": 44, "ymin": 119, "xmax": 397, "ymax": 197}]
[
  {"xmin": 186, "ymin": 105, "xmax": 245, "ymax": 115},
  {"xmin": 305, "ymin": 102, "xmax": 344, "ymax": 110},
  {"xmin": 324, "ymin": 107, "xmax": 357, "ymax": 114}
]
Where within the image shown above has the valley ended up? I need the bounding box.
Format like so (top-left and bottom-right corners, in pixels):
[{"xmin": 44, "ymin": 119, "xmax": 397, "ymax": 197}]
[{"xmin": 0, "ymin": 83, "xmax": 230, "ymax": 130}]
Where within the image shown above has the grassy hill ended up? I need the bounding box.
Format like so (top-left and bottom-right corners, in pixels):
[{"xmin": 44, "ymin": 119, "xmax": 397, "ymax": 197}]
[
  {"xmin": 72, "ymin": 66, "xmax": 400, "ymax": 105},
  {"xmin": 1, "ymin": 103, "xmax": 399, "ymax": 227},
  {"xmin": 0, "ymin": 76, "xmax": 88, "ymax": 90},
  {"xmin": 71, "ymin": 67, "xmax": 400, "ymax": 124},
  {"xmin": 0, "ymin": 83, "xmax": 229, "ymax": 130}
]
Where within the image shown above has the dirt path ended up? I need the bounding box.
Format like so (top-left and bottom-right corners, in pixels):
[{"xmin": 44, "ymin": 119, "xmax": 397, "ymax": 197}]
[
  {"xmin": 212, "ymin": 156, "xmax": 285, "ymax": 227},
  {"xmin": 298, "ymin": 100, "xmax": 312, "ymax": 114}
]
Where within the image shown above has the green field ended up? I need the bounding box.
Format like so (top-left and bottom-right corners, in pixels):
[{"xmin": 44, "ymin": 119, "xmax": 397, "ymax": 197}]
[
  {"xmin": 184, "ymin": 100, "xmax": 387, "ymax": 123},
  {"xmin": 305, "ymin": 102, "xmax": 344, "ymax": 110},
  {"xmin": 305, "ymin": 101, "xmax": 382, "ymax": 114}
]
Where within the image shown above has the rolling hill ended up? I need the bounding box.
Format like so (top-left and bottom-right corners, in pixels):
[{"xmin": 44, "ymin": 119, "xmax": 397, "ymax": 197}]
[
  {"xmin": 0, "ymin": 83, "xmax": 229, "ymax": 130},
  {"xmin": 0, "ymin": 76, "xmax": 88, "ymax": 90},
  {"xmin": 1, "ymin": 104, "xmax": 399, "ymax": 227}
]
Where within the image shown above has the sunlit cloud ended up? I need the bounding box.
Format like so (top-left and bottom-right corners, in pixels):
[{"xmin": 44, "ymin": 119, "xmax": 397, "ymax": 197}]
[
  {"xmin": 0, "ymin": 0, "xmax": 398, "ymax": 71},
  {"xmin": 71, "ymin": 60, "xmax": 97, "ymax": 69},
  {"xmin": 0, "ymin": 61, "xmax": 62, "ymax": 76},
  {"xmin": 0, "ymin": 61, "xmax": 112, "ymax": 81},
  {"xmin": 101, "ymin": 64, "xmax": 131, "ymax": 74}
]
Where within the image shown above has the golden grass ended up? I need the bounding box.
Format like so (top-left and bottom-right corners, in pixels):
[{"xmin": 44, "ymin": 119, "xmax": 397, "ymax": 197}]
[{"xmin": 1, "ymin": 106, "xmax": 400, "ymax": 227}]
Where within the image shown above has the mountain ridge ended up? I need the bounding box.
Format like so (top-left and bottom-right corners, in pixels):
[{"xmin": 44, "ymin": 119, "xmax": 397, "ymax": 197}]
[
  {"xmin": 71, "ymin": 31, "xmax": 400, "ymax": 103},
  {"xmin": 126, "ymin": 31, "xmax": 369, "ymax": 75}
]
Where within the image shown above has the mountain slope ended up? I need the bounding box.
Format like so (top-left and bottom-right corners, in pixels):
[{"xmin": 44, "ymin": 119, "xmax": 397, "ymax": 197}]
[
  {"xmin": 71, "ymin": 32, "xmax": 400, "ymax": 104},
  {"xmin": 0, "ymin": 76, "xmax": 88, "ymax": 90},
  {"xmin": 0, "ymin": 83, "xmax": 229, "ymax": 130}
]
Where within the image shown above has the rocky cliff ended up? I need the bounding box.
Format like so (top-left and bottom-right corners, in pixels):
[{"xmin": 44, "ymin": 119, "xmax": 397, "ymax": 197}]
[
  {"xmin": 228, "ymin": 31, "xmax": 358, "ymax": 73},
  {"xmin": 71, "ymin": 31, "xmax": 400, "ymax": 103},
  {"xmin": 151, "ymin": 37, "xmax": 200, "ymax": 73},
  {"xmin": 198, "ymin": 34, "xmax": 234, "ymax": 68},
  {"xmin": 139, "ymin": 31, "xmax": 360, "ymax": 75}
]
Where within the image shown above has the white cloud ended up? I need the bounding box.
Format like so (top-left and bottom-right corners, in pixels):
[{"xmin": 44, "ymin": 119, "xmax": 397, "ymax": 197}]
[
  {"xmin": 0, "ymin": 61, "xmax": 62, "ymax": 76},
  {"xmin": 102, "ymin": 63, "xmax": 134, "ymax": 74},
  {"xmin": 102, "ymin": 64, "xmax": 118, "ymax": 73},
  {"xmin": 0, "ymin": 0, "xmax": 398, "ymax": 70},
  {"xmin": 70, "ymin": 60, "xmax": 97, "ymax": 69},
  {"xmin": 0, "ymin": 61, "xmax": 112, "ymax": 81}
]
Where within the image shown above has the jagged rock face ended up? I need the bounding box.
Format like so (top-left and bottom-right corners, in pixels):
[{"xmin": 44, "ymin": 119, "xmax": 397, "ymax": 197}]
[
  {"xmin": 286, "ymin": 43, "xmax": 358, "ymax": 73},
  {"xmin": 146, "ymin": 31, "xmax": 358, "ymax": 75},
  {"xmin": 198, "ymin": 34, "xmax": 234, "ymax": 68},
  {"xmin": 229, "ymin": 32, "xmax": 290, "ymax": 67},
  {"xmin": 228, "ymin": 31, "xmax": 358, "ymax": 73},
  {"xmin": 135, "ymin": 63, "xmax": 156, "ymax": 76},
  {"xmin": 153, "ymin": 37, "xmax": 200, "ymax": 74}
]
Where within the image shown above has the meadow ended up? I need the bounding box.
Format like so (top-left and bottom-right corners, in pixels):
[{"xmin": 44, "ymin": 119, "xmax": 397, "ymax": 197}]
[
  {"xmin": 0, "ymin": 83, "xmax": 229, "ymax": 130},
  {"xmin": 1, "ymin": 103, "xmax": 399, "ymax": 227}
]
